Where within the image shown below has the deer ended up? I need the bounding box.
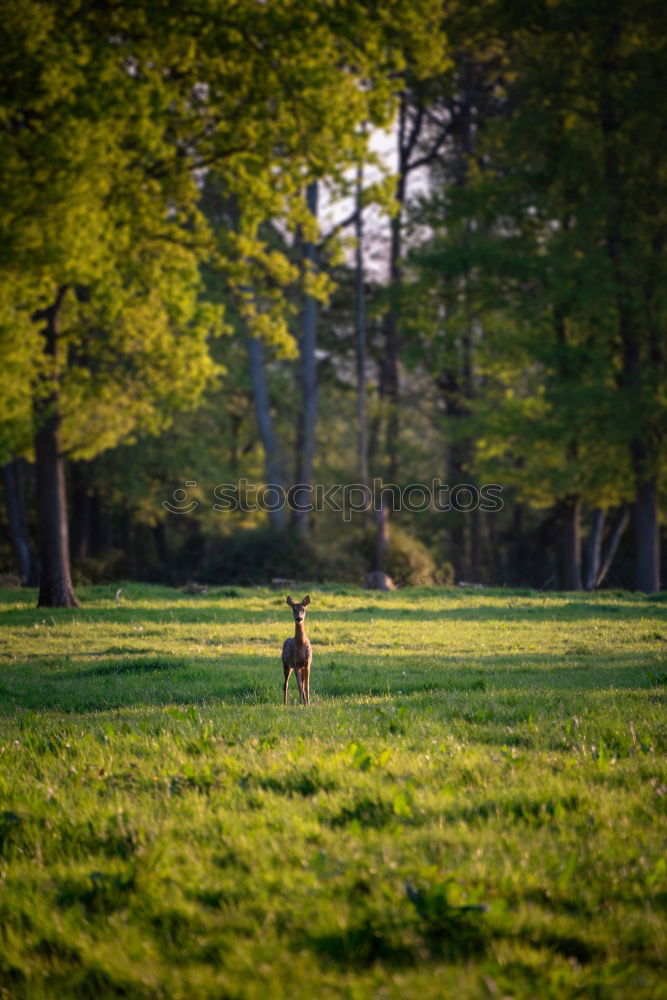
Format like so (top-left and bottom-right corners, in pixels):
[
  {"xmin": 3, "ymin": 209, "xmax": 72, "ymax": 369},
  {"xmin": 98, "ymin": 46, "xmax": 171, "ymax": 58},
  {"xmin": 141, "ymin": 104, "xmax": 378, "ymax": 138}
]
[{"xmin": 282, "ymin": 594, "xmax": 312, "ymax": 705}]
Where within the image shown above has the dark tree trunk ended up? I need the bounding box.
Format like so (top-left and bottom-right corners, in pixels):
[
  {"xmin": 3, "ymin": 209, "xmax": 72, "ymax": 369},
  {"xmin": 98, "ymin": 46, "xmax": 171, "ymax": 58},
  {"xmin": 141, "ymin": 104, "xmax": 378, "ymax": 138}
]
[
  {"xmin": 374, "ymin": 502, "xmax": 390, "ymax": 574},
  {"xmin": 470, "ymin": 505, "xmax": 480, "ymax": 581},
  {"xmin": 561, "ymin": 495, "xmax": 582, "ymax": 590},
  {"xmin": 512, "ymin": 501, "xmax": 525, "ymax": 584},
  {"xmin": 486, "ymin": 509, "xmax": 498, "ymax": 583},
  {"xmin": 34, "ymin": 287, "xmax": 79, "ymax": 608},
  {"xmin": 246, "ymin": 335, "xmax": 287, "ymax": 532},
  {"xmin": 380, "ymin": 214, "xmax": 401, "ymax": 484},
  {"xmin": 2, "ymin": 458, "xmax": 38, "ymax": 585},
  {"xmin": 537, "ymin": 507, "xmax": 560, "ymax": 589},
  {"xmin": 35, "ymin": 416, "xmax": 79, "ymax": 606},
  {"xmin": 379, "ymin": 95, "xmax": 412, "ymax": 485},
  {"xmin": 372, "ymin": 93, "xmax": 426, "ymax": 575},
  {"xmin": 355, "ymin": 164, "xmax": 369, "ymax": 492},
  {"xmin": 596, "ymin": 504, "xmax": 630, "ymax": 588},
  {"xmin": 229, "ymin": 413, "xmax": 241, "ymax": 476},
  {"xmin": 70, "ymin": 460, "xmax": 92, "ymax": 561},
  {"xmin": 88, "ymin": 490, "xmax": 99, "ymax": 555},
  {"xmin": 458, "ymin": 71, "xmax": 478, "ymax": 581},
  {"xmin": 436, "ymin": 68, "xmax": 479, "ymax": 585},
  {"xmin": 634, "ymin": 479, "xmax": 660, "ymax": 592},
  {"xmin": 448, "ymin": 496, "xmax": 467, "ymax": 581},
  {"xmin": 438, "ymin": 370, "xmax": 468, "ymax": 581},
  {"xmin": 354, "ymin": 162, "xmax": 379, "ymax": 573},
  {"xmin": 584, "ymin": 507, "xmax": 605, "ymax": 591},
  {"xmin": 292, "ymin": 181, "xmax": 319, "ymax": 537},
  {"xmin": 89, "ymin": 490, "xmax": 107, "ymax": 555},
  {"xmin": 599, "ymin": 48, "xmax": 661, "ymax": 594},
  {"xmin": 446, "ymin": 435, "xmax": 467, "ymax": 582},
  {"xmin": 153, "ymin": 521, "xmax": 170, "ymax": 567},
  {"xmin": 120, "ymin": 507, "xmax": 132, "ymax": 571}
]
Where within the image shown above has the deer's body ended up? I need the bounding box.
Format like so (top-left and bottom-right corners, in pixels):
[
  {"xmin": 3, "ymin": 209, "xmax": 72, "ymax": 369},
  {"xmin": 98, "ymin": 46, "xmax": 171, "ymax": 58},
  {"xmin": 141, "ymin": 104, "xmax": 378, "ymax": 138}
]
[{"xmin": 283, "ymin": 595, "xmax": 312, "ymax": 705}]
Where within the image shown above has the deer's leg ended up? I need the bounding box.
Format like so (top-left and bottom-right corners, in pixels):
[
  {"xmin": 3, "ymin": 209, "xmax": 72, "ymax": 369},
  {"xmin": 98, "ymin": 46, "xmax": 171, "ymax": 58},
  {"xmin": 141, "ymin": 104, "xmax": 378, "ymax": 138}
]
[
  {"xmin": 304, "ymin": 665, "xmax": 310, "ymax": 705},
  {"xmin": 283, "ymin": 665, "xmax": 291, "ymax": 705},
  {"xmin": 296, "ymin": 667, "xmax": 306, "ymax": 705}
]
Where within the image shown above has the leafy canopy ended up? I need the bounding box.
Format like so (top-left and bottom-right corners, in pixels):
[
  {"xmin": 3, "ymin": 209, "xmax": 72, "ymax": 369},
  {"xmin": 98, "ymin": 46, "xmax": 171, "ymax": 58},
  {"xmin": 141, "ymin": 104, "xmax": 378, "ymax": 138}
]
[{"xmin": 0, "ymin": 0, "xmax": 447, "ymax": 462}]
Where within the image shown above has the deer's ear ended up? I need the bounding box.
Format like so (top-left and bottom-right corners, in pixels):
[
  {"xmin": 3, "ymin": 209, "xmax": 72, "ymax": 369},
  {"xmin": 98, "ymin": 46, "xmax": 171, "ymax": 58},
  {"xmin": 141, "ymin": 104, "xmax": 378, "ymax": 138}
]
[
  {"xmin": 286, "ymin": 595, "xmax": 294, "ymax": 606},
  {"xmin": 301, "ymin": 594, "xmax": 311, "ymax": 606}
]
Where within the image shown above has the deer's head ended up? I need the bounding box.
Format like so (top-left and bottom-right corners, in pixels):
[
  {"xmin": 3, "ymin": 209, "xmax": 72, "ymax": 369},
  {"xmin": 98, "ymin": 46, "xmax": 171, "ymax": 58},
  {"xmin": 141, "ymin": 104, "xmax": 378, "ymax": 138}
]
[{"xmin": 286, "ymin": 594, "xmax": 310, "ymax": 624}]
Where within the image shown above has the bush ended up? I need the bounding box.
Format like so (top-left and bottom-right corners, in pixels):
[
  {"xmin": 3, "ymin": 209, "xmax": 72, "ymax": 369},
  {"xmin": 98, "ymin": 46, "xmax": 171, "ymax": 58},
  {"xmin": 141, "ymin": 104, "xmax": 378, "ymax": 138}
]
[
  {"xmin": 73, "ymin": 549, "xmax": 130, "ymax": 585},
  {"xmin": 359, "ymin": 525, "xmax": 452, "ymax": 587},
  {"xmin": 202, "ymin": 527, "xmax": 366, "ymax": 585},
  {"xmin": 386, "ymin": 527, "xmax": 450, "ymax": 586}
]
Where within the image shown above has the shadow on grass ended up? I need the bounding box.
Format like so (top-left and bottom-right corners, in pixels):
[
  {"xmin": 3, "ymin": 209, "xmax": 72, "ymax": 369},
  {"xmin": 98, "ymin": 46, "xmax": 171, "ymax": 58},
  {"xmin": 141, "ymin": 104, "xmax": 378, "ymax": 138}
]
[
  {"xmin": 306, "ymin": 917, "xmax": 417, "ymax": 969},
  {"xmin": 1, "ymin": 591, "xmax": 664, "ymax": 630},
  {"xmin": 63, "ymin": 656, "xmax": 187, "ymax": 678},
  {"xmin": 305, "ymin": 886, "xmax": 489, "ymax": 969},
  {"xmin": 0, "ymin": 646, "xmax": 661, "ymax": 718}
]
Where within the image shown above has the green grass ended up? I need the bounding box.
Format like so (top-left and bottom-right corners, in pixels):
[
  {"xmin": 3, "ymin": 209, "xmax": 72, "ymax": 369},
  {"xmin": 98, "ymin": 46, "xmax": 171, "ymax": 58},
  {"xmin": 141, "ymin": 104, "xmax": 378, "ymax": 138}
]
[{"xmin": 0, "ymin": 583, "xmax": 665, "ymax": 999}]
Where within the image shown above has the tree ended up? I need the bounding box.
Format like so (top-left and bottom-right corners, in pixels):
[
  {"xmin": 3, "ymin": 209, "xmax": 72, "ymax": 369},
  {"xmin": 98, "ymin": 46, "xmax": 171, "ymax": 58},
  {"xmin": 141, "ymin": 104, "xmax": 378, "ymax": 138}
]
[
  {"xmin": 292, "ymin": 182, "xmax": 320, "ymax": 537},
  {"xmin": 487, "ymin": 0, "xmax": 667, "ymax": 592},
  {"xmin": 0, "ymin": 1, "xmax": 229, "ymax": 603},
  {"xmin": 406, "ymin": 0, "xmax": 666, "ymax": 589},
  {"xmin": 0, "ymin": 0, "xmax": 447, "ymax": 603},
  {"xmin": 2, "ymin": 459, "xmax": 37, "ymax": 585}
]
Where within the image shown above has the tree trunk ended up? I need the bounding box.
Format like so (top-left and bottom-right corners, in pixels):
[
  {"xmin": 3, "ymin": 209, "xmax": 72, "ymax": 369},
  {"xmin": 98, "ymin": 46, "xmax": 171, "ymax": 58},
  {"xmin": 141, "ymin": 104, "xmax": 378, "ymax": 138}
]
[
  {"xmin": 439, "ymin": 371, "xmax": 468, "ymax": 581},
  {"xmin": 438, "ymin": 70, "xmax": 477, "ymax": 585},
  {"xmin": 512, "ymin": 500, "xmax": 524, "ymax": 585},
  {"xmin": 634, "ymin": 479, "xmax": 660, "ymax": 592},
  {"xmin": 599, "ymin": 53, "xmax": 660, "ymax": 594},
  {"xmin": 354, "ymin": 162, "xmax": 381, "ymax": 573},
  {"xmin": 2, "ymin": 458, "xmax": 38, "ymax": 585},
  {"xmin": 380, "ymin": 216, "xmax": 401, "ymax": 484},
  {"xmin": 292, "ymin": 181, "xmax": 319, "ymax": 537},
  {"xmin": 596, "ymin": 504, "xmax": 630, "ymax": 588},
  {"xmin": 446, "ymin": 438, "xmax": 467, "ymax": 581},
  {"xmin": 484, "ymin": 507, "xmax": 496, "ymax": 582},
  {"xmin": 470, "ymin": 506, "xmax": 480, "ymax": 581},
  {"xmin": 246, "ymin": 335, "xmax": 287, "ymax": 532},
  {"xmin": 561, "ymin": 495, "xmax": 582, "ymax": 590},
  {"xmin": 229, "ymin": 413, "xmax": 241, "ymax": 476},
  {"xmin": 89, "ymin": 489, "xmax": 107, "ymax": 556},
  {"xmin": 34, "ymin": 286, "xmax": 79, "ymax": 608},
  {"xmin": 538, "ymin": 507, "xmax": 560, "ymax": 589},
  {"xmin": 374, "ymin": 502, "xmax": 390, "ymax": 574},
  {"xmin": 584, "ymin": 507, "xmax": 605, "ymax": 590},
  {"xmin": 355, "ymin": 164, "xmax": 369, "ymax": 491},
  {"xmin": 153, "ymin": 520, "xmax": 170, "ymax": 567},
  {"xmin": 70, "ymin": 460, "xmax": 92, "ymax": 561},
  {"xmin": 379, "ymin": 98, "xmax": 407, "ymax": 485},
  {"xmin": 35, "ymin": 417, "xmax": 79, "ymax": 606},
  {"xmin": 374, "ymin": 92, "xmax": 424, "ymax": 531}
]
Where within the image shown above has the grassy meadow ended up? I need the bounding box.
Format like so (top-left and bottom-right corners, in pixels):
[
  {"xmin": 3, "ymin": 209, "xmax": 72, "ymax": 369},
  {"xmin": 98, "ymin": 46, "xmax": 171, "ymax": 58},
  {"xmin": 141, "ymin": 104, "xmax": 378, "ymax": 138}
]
[{"xmin": 0, "ymin": 583, "xmax": 665, "ymax": 999}]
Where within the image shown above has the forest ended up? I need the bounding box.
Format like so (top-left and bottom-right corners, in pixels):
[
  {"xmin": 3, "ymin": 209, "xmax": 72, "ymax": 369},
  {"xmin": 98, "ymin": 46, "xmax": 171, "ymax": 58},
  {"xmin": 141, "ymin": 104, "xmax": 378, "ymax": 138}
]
[{"xmin": 1, "ymin": 0, "xmax": 665, "ymax": 605}]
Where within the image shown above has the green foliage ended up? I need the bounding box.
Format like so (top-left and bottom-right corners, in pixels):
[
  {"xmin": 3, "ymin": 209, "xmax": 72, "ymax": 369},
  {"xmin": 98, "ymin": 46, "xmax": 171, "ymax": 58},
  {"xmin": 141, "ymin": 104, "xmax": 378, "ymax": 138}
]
[
  {"xmin": 0, "ymin": 0, "xmax": 449, "ymax": 462},
  {"xmin": 0, "ymin": 585, "xmax": 665, "ymax": 997},
  {"xmin": 386, "ymin": 525, "xmax": 451, "ymax": 586},
  {"xmin": 406, "ymin": 0, "xmax": 667, "ymax": 509},
  {"xmin": 359, "ymin": 524, "xmax": 450, "ymax": 586},
  {"xmin": 202, "ymin": 526, "xmax": 366, "ymax": 585},
  {"xmin": 0, "ymin": 0, "xmax": 223, "ymax": 462}
]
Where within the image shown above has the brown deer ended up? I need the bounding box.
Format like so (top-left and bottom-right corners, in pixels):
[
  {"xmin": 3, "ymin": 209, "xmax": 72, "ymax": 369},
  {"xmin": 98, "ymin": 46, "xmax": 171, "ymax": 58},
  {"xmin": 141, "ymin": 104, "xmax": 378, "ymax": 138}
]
[{"xmin": 282, "ymin": 595, "xmax": 312, "ymax": 705}]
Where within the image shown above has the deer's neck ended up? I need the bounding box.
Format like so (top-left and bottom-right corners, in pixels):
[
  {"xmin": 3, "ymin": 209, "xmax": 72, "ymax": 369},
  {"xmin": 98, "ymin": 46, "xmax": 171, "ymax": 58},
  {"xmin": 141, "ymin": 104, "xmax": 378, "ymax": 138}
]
[{"xmin": 294, "ymin": 621, "xmax": 307, "ymax": 644}]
